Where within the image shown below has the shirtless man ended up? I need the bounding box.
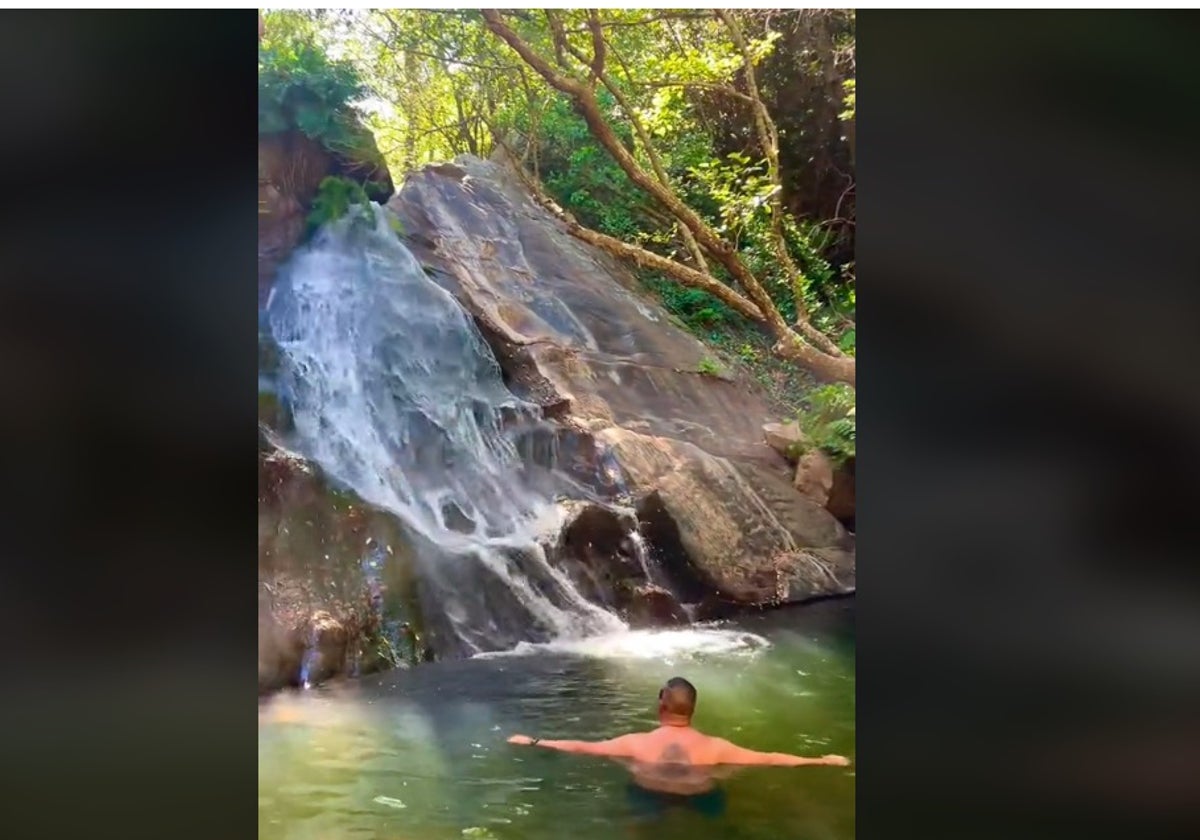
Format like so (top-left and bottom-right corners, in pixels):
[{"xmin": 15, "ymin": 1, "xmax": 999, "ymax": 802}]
[{"xmin": 508, "ymin": 676, "xmax": 849, "ymax": 798}]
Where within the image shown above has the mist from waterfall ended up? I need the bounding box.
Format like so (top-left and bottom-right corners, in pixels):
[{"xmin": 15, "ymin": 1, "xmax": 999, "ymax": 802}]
[{"xmin": 267, "ymin": 204, "xmax": 623, "ymax": 655}]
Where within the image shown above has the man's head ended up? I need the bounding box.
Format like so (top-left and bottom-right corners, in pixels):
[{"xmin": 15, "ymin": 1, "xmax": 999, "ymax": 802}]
[{"xmin": 657, "ymin": 676, "xmax": 697, "ymax": 723}]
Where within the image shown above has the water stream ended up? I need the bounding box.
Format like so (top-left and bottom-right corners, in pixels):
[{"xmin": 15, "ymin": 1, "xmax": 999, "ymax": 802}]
[{"xmin": 267, "ymin": 205, "xmax": 624, "ymax": 657}]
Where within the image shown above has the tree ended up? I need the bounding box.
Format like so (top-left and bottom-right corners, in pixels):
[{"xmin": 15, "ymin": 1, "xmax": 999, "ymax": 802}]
[
  {"xmin": 274, "ymin": 9, "xmax": 856, "ymax": 385},
  {"xmin": 478, "ymin": 10, "xmax": 853, "ymax": 384}
]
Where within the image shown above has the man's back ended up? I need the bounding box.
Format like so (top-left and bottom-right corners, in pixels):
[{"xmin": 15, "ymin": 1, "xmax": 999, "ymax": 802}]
[
  {"xmin": 615, "ymin": 726, "xmax": 746, "ymax": 796},
  {"xmin": 614, "ymin": 725, "xmax": 741, "ymax": 766}
]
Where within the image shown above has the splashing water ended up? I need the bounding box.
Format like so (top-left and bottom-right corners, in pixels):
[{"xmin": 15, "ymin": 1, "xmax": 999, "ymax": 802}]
[
  {"xmin": 268, "ymin": 206, "xmax": 623, "ymax": 655},
  {"xmin": 477, "ymin": 625, "xmax": 771, "ymax": 662}
]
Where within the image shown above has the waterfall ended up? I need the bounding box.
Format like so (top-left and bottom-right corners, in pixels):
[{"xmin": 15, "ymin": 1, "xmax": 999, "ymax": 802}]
[{"xmin": 267, "ymin": 204, "xmax": 624, "ymax": 656}]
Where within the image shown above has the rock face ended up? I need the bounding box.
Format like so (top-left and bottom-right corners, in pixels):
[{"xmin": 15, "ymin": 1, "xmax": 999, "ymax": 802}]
[
  {"xmin": 258, "ymin": 428, "xmax": 423, "ymax": 693},
  {"xmin": 389, "ymin": 156, "xmax": 854, "ymax": 607}
]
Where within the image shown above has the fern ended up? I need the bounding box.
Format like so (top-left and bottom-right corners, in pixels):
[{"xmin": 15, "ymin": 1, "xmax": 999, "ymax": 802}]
[{"xmin": 797, "ymin": 383, "xmax": 856, "ymax": 463}]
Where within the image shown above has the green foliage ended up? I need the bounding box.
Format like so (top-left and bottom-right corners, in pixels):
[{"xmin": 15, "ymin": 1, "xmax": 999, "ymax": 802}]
[
  {"xmin": 312, "ymin": 8, "xmax": 855, "ymax": 386},
  {"xmin": 840, "ymin": 78, "xmax": 856, "ymax": 122},
  {"xmin": 797, "ymin": 383, "xmax": 856, "ymax": 463},
  {"xmin": 306, "ymin": 176, "xmax": 407, "ymax": 239},
  {"xmin": 259, "ymin": 27, "xmax": 366, "ymax": 154},
  {"xmin": 643, "ymin": 275, "xmax": 742, "ymax": 333},
  {"xmin": 697, "ymin": 357, "xmax": 722, "ymax": 377},
  {"xmin": 838, "ymin": 328, "xmax": 856, "ymax": 354},
  {"xmin": 307, "ymin": 176, "xmax": 373, "ymax": 230},
  {"xmin": 531, "ymin": 97, "xmax": 649, "ymax": 242},
  {"xmin": 737, "ymin": 343, "xmax": 760, "ymax": 363}
]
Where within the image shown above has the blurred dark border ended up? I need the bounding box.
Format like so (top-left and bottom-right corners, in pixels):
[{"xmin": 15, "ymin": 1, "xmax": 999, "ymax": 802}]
[
  {"xmin": 0, "ymin": 9, "xmax": 1197, "ymax": 840},
  {"xmin": 858, "ymin": 10, "xmax": 1200, "ymax": 839},
  {"xmin": 0, "ymin": 11, "xmax": 258, "ymax": 839}
]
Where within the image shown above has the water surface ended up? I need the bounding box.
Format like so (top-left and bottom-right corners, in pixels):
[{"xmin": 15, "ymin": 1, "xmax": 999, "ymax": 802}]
[{"xmin": 259, "ymin": 599, "xmax": 855, "ymax": 839}]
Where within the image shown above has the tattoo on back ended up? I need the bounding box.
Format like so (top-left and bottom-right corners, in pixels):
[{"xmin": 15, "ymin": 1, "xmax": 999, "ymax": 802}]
[{"xmin": 658, "ymin": 742, "xmax": 689, "ymax": 775}]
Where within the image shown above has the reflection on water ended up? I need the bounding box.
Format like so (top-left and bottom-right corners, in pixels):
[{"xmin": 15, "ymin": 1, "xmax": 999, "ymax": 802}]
[{"xmin": 259, "ymin": 599, "xmax": 854, "ymax": 840}]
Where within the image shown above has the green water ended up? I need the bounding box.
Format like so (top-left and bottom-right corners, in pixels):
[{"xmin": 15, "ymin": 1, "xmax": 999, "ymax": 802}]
[{"xmin": 259, "ymin": 599, "xmax": 855, "ymax": 840}]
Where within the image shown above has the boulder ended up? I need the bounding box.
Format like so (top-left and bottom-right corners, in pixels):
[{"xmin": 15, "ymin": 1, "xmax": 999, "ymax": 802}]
[
  {"xmin": 548, "ymin": 500, "xmax": 653, "ymax": 610},
  {"xmin": 793, "ymin": 449, "xmax": 835, "ymax": 507},
  {"xmin": 763, "ymin": 421, "xmax": 805, "ymax": 462},
  {"xmin": 791, "ymin": 448, "xmax": 855, "ymax": 526},
  {"xmin": 625, "ymin": 584, "xmax": 690, "ymax": 627},
  {"xmin": 390, "ymin": 157, "xmax": 855, "ymax": 608},
  {"xmin": 613, "ymin": 428, "xmax": 853, "ymax": 604}
]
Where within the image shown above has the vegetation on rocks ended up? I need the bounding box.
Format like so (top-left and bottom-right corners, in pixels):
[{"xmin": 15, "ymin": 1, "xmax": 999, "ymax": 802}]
[
  {"xmin": 797, "ymin": 383, "xmax": 856, "ymax": 465},
  {"xmin": 262, "ymin": 8, "xmax": 855, "ymax": 395}
]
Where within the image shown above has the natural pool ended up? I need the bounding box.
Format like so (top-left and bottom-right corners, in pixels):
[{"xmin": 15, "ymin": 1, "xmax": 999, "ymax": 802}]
[{"xmin": 259, "ymin": 598, "xmax": 855, "ymax": 840}]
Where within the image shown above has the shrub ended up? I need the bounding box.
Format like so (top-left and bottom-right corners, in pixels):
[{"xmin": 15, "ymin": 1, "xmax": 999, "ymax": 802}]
[
  {"xmin": 307, "ymin": 176, "xmax": 372, "ymax": 229},
  {"xmin": 306, "ymin": 176, "xmax": 406, "ymax": 237},
  {"xmin": 259, "ymin": 39, "xmax": 366, "ymax": 154},
  {"xmin": 797, "ymin": 383, "xmax": 855, "ymax": 463}
]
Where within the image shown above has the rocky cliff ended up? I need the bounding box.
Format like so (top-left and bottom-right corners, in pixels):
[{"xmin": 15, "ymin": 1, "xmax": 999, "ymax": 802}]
[
  {"xmin": 389, "ymin": 156, "xmax": 855, "ymax": 612},
  {"xmin": 257, "ymin": 147, "xmax": 855, "ymax": 692}
]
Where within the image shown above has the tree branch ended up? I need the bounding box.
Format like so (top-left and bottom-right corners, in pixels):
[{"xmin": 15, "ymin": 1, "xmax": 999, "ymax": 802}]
[
  {"xmin": 544, "ymin": 10, "xmax": 571, "ymax": 70},
  {"xmin": 718, "ymin": 9, "xmax": 846, "ymax": 359},
  {"xmin": 480, "ymin": 9, "xmax": 853, "ymax": 384},
  {"xmin": 485, "ymin": 124, "xmax": 762, "ymax": 321},
  {"xmin": 587, "ymin": 10, "xmax": 606, "ymax": 81},
  {"xmin": 584, "ymin": 34, "xmax": 710, "ymax": 272}
]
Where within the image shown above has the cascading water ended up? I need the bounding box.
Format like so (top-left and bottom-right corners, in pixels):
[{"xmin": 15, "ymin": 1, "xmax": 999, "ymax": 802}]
[{"xmin": 267, "ymin": 204, "xmax": 624, "ymax": 656}]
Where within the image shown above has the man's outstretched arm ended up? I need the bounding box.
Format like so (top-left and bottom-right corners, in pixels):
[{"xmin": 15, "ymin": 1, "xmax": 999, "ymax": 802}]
[
  {"xmin": 715, "ymin": 739, "xmax": 850, "ymax": 767},
  {"xmin": 508, "ymin": 733, "xmax": 638, "ymax": 757}
]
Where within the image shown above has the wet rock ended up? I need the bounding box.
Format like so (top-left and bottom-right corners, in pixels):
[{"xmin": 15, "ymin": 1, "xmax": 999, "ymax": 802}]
[
  {"xmin": 300, "ymin": 610, "xmax": 349, "ymax": 684},
  {"xmin": 258, "ymin": 437, "xmax": 422, "ymax": 693},
  {"xmin": 624, "ymin": 584, "xmax": 689, "ymax": 628},
  {"xmin": 439, "ymin": 500, "xmax": 476, "ymax": 534},
  {"xmin": 543, "ymin": 500, "xmax": 695, "ymax": 628},
  {"xmin": 547, "ymin": 501, "xmax": 643, "ymax": 609},
  {"xmin": 390, "ymin": 156, "xmax": 855, "ymax": 608},
  {"xmin": 258, "ymin": 600, "xmax": 301, "ymax": 694}
]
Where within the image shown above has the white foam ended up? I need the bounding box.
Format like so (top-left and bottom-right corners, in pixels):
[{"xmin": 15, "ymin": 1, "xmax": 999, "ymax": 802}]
[{"xmin": 474, "ymin": 625, "xmax": 769, "ymax": 662}]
